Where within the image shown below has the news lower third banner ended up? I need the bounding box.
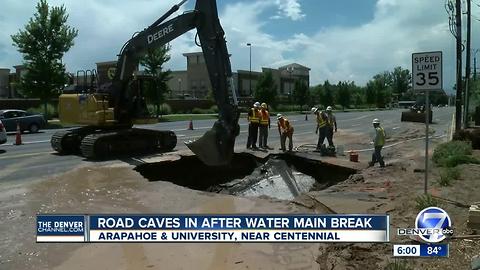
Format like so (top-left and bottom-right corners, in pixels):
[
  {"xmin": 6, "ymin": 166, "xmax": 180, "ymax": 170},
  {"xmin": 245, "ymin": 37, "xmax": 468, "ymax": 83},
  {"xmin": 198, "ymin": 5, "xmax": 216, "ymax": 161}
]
[{"xmin": 37, "ymin": 214, "xmax": 390, "ymax": 243}]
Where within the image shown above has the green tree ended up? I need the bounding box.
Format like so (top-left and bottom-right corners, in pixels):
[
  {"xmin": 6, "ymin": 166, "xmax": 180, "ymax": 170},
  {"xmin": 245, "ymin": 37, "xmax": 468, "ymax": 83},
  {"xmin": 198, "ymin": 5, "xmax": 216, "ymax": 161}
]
[
  {"xmin": 337, "ymin": 81, "xmax": 352, "ymax": 110},
  {"xmin": 312, "ymin": 84, "xmax": 324, "ymax": 107},
  {"xmin": 372, "ymin": 72, "xmax": 393, "ymax": 107},
  {"xmin": 11, "ymin": 0, "xmax": 78, "ymax": 118},
  {"xmin": 391, "ymin": 66, "xmax": 411, "ymax": 95},
  {"xmin": 254, "ymin": 71, "xmax": 277, "ymax": 106},
  {"xmin": 140, "ymin": 44, "xmax": 172, "ymax": 117},
  {"xmin": 292, "ymin": 79, "xmax": 309, "ymax": 109},
  {"xmin": 365, "ymin": 81, "xmax": 376, "ymax": 105},
  {"xmin": 322, "ymin": 80, "xmax": 334, "ymax": 107}
]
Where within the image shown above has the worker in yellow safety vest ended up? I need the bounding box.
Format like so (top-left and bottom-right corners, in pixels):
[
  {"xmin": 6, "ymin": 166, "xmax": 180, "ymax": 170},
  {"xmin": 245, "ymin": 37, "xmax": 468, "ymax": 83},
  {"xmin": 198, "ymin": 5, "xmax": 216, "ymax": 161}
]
[
  {"xmin": 369, "ymin": 118, "xmax": 386, "ymax": 168},
  {"xmin": 277, "ymin": 114, "xmax": 294, "ymax": 151},
  {"xmin": 312, "ymin": 107, "xmax": 328, "ymax": 150},
  {"xmin": 325, "ymin": 106, "xmax": 337, "ymax": 147},
  {"xmin": 247, "ymin": 102, "xmax": 261, "ymax": 149},
  {"xmin": 258, "ymin": 103, "xmax": 271, "ymax": 149}
]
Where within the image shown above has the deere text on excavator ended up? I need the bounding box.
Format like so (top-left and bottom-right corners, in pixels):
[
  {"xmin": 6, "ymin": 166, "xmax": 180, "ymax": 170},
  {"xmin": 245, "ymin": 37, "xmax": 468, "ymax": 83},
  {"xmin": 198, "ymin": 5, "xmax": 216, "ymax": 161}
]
[{"xmin": 51, "ymin": 0, "xmax": 240, "ymax": 166}]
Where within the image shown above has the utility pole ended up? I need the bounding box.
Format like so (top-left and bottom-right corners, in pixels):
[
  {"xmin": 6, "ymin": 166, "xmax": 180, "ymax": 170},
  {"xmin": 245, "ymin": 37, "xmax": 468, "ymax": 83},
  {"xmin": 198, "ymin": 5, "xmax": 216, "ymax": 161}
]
[
  {"xmin": 455, "ymin": 0, "xmax": 463, "ymax": 132},
  {"xmin": 465, "ymin": 0, "xmax": 472, "ymax": 128}
]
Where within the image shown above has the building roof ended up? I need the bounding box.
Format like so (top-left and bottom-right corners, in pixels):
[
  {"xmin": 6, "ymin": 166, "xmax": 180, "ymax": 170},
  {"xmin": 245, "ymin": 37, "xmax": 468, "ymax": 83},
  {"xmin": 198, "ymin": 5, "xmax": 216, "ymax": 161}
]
[
  {"xmin": 96, "ymin": 61, "xmax": 117, "ymax": 66},
  {"xmin": 236, "ymin": 70, "xmax": 263, "ymax": 75},
  {"xmin": 183, "ymin": 52, "xmax": 204, "ymax": 57},
  {"xmin": 278, "ymin": 63, "xmax": 311, "ymax": 71}
]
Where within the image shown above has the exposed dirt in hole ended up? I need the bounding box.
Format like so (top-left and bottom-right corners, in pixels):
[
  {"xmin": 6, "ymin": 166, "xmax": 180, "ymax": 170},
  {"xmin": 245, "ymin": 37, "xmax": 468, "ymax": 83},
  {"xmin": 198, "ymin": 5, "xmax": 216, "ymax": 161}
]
[
  {"xmin": 134, "ymin": 153, "xmax": 260, "ymax": 190},
  {"xmin": 135, "ymin": 152, "xmax": 357, "ymax": 200}
]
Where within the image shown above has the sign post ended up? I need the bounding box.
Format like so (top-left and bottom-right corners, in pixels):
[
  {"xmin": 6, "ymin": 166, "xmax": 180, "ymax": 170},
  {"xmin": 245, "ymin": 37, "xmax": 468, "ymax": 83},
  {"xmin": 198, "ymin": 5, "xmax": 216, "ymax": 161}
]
[{"xmin": 412, "ymin": 51, "xmax": 443, "ymax": 194}]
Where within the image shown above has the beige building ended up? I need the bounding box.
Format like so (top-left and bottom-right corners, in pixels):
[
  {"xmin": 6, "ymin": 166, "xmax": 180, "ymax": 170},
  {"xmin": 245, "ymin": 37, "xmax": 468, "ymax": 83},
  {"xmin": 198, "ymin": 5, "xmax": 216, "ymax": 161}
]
[
  {"xmin": 167, "ymin": 52, "xmax": 310, "ymax": 100},
  {"xmin": 2, "ymin": 53, "xmax": 310, "ymax": 101}
]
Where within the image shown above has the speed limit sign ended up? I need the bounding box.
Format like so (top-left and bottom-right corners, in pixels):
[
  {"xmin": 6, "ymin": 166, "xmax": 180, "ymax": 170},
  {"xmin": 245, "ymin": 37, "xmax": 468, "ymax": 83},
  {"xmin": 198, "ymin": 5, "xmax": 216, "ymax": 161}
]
[{"xmin": 412, "ymin": 51, "xmax": 442, "ymax": 91}]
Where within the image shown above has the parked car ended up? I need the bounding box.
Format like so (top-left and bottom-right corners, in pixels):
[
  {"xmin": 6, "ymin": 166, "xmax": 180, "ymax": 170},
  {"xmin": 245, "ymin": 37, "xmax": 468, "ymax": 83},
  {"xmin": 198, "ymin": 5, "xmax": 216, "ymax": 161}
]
[
  {"xmin": 0, "ymin": 110, "xmax": 47, "ymax": 133},
  {"xmin": 0, "ymin": 120, "xmax": 6, "ymax": 144}
]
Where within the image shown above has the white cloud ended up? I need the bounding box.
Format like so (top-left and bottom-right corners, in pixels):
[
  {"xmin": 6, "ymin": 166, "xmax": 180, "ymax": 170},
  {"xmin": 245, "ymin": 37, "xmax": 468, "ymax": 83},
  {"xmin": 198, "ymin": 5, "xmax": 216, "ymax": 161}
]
[
  {"xmin": 222, "ymin": 0, "xmax": 461, "ymax": 88},
  {"xmin": 274, "ymin": 0, "xmax": 305, "ymax": 21},
  {"xmin": 0, "ymin": 0, "xmax": 469, "ymax": 89}
]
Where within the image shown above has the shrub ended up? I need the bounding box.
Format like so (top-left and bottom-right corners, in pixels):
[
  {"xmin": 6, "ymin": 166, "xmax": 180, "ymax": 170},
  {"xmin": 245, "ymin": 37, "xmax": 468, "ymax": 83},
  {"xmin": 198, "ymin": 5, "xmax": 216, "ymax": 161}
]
[
  {"xmin": 384, "ymin": 260, "xmax": 413, "ymax": 270},
  {"xmin": 415, "ymin": 194, "xmax": 439, "ymax": 210},
  {"xmin": 147, "ymin": 103, "xmax": 172, "ymax": 116},
  {"xmin": 432, "ymin": 141, "xmax": 474, "ymax": 167},
  {"xmin": 438, "ymin": 172, "xmax": 452, "ymax": 187},
  {"xmin": 159, "ymin": 103, "xmax": 172, "ymax": 115},
  {"xmin": 274, "ymin": 104, "xmax": 300, "ymax": 112},
  {"xmin": 192, "ymin": 107, "xmax": 213, "ymax": 114},
  {"xmin": 27, "ymin": 103, "xmax": 57, "ymax": 119},
  {"xmin": 442, "ymin": 155, "xmax": 480, "ymax": 167},
  {"xmin": 209, "ymin": 105, "xmax": 219, "ymax": 113}
]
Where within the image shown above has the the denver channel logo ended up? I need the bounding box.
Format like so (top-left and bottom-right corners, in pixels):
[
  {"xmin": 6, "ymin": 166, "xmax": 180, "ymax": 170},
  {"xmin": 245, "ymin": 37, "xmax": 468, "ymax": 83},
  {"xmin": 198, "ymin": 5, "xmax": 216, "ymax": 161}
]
[{"xmin": 397, "ymin": 207, "xmax": 454, "ymax": 243}]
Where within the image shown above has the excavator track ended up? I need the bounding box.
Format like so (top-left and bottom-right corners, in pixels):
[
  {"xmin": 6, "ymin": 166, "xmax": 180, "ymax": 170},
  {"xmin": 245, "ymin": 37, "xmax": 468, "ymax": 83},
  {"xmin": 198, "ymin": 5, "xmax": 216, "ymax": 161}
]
[
  {"xmin": 80, "ymin": 128, "xmax": 177, "ymax": 159},
  {"xmin": 51, "ymin": 129, "xmax": 85, "ymax": 154}
]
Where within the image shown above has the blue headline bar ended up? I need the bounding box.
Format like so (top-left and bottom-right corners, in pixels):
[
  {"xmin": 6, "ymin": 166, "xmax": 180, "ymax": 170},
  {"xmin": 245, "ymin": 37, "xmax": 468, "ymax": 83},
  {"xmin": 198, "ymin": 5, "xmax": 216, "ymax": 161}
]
[{"xmin": 88, "ymin": 214, "xmax": 388, "ymax": 230}]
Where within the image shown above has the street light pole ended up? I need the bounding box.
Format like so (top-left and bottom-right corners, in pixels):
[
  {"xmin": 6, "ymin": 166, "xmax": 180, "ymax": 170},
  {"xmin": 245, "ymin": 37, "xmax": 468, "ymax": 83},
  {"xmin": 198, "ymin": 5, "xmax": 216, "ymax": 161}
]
[{"xmin": 247, "ymin": 43, "xmax": 252, "ymax": 96}]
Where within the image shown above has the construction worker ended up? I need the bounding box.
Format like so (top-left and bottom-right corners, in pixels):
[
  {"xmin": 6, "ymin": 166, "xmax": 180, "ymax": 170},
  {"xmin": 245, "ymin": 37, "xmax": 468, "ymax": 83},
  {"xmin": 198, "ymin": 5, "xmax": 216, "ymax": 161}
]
[
  {"xmin": 277, "ymin": 114, "xmax": 294, "ymax": 151},
  {"xmin": 247, "ymin": 102, "xmax": 261, "ymax": 149},
  {"xmin": 258, "ymin": 102, "xmax": 271, "ymax": 149},
  {"xmin": 325, "ymin": 106, "xmax": 337, "ymax": 147},
  {"xmin": 369, "ymin": 118, "xmax": 386, "ymax": 168},
  {"xmin": 312, "ymin": 107, "xmax": 328, "ymax": 150}
]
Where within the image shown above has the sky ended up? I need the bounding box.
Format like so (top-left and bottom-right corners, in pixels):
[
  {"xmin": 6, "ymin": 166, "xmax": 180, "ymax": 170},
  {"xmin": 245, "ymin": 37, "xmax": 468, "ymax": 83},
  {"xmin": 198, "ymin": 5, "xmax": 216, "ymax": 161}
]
[{"xmin": 0, "ymin": 0, "xmax": 479, "ymax": 90}]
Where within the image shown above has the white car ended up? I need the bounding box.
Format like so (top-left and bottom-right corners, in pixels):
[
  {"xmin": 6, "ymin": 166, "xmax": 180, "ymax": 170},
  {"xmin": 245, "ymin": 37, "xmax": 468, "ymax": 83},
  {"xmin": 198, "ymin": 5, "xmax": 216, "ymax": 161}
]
[{"xmin": 0, "ymin": 120, "xmax": 6, "ymax": 145}]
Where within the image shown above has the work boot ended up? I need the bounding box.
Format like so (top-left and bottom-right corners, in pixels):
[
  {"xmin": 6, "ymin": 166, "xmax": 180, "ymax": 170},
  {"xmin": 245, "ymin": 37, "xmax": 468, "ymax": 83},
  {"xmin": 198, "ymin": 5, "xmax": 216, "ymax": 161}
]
[{"xmin": 368, "ymin": 162, "xmax": 374, "ymax": 167}]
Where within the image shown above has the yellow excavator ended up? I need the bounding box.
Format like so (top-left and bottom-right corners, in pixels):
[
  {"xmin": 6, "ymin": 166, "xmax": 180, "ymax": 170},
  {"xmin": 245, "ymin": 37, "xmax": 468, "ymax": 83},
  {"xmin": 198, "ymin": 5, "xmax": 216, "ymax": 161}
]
[{"xmin": 51, "ymin": 0, "xmax": 240, "ymax": 166}]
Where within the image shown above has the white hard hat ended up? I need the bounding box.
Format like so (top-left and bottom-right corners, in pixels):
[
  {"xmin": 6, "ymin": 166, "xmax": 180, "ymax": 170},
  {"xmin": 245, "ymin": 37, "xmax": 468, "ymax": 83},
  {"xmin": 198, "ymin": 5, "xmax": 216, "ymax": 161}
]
[
  {"xmin": 372, "ymin": 118, "xmax": 380, "ymax": 124},
  {"xmin": 277, "ymin": 113, "xmax": 282, "ymax": 119},
  {"xmin": 326, "ymin": 106, "xmax": 332, "ymax": 111},
  {"xmin": 254, "ymin": 102, "xmax": 260, "ymax": 108},
  {"xmin": 311, "ymin": 107, "xmax": 318, "ymax": 113}
]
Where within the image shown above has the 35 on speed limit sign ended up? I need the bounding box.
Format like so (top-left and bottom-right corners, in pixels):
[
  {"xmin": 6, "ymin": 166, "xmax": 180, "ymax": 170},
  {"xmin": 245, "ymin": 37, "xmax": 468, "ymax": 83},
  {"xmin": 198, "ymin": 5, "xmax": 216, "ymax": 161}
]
[{"xmin": 412, "ymin": 51, "xmax": 443, "ymax": 91}]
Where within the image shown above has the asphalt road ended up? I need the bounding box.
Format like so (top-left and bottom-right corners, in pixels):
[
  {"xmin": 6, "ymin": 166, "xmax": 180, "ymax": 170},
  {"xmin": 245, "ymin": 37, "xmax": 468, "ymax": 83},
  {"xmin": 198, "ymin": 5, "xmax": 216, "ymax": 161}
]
[{"xmin": 0, "ymin": 108, "xmax": 454, "ymax": 183}]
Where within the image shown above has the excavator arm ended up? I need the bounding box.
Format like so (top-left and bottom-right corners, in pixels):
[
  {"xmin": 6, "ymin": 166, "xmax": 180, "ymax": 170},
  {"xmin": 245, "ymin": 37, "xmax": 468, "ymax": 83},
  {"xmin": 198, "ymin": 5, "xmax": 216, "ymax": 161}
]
[{"xmin": 111, "ymin": 0, "xmax": 239, "ymax": 166}]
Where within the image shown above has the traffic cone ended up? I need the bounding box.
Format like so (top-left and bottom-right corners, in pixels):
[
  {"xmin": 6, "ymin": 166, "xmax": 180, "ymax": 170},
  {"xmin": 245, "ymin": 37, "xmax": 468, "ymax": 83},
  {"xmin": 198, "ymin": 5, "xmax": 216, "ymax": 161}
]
[
  {"xmin": 188, "ymin": 119, "xmax": 194, "ymax": 130},
  {"xmin": 15, "ymin": 122, "xmax": 22, "ymax": 145},
  {"xmin": 305, "ymin": 113, "xmax": 308, "ymax": 121}
]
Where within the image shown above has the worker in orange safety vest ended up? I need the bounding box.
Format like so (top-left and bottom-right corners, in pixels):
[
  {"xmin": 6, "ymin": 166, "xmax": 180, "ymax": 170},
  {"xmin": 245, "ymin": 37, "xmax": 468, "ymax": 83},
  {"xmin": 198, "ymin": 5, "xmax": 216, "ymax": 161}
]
[{"xmin": 277, "ymin": 114, "xmax": 294, "ymax": 151}]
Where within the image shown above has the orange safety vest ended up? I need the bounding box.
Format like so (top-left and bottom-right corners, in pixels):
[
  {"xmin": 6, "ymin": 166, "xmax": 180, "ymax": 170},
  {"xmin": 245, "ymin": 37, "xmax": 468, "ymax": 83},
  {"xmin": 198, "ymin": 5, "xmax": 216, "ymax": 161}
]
[
  {"xmin": 260, "ymin": 109, "xmax": 270, "ymax": 125},
  {"xmin": 278, "ymin": 117, "xmax": 293, "ymax": 133},
  {"xmin": 248, "ymin": 108, "xmax": 260, "ymax": 124}
]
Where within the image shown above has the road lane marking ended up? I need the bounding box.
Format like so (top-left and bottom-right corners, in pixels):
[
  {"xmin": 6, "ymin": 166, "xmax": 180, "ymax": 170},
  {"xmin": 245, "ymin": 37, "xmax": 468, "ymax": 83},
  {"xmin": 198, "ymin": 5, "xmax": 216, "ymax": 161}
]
[
  {"xmin": 3, "ymin": 139, "xmax": 51, "ymax": 146},
  {"xmin": 0, "ymin": 151, "xmax": 55, "ymax": 160}
]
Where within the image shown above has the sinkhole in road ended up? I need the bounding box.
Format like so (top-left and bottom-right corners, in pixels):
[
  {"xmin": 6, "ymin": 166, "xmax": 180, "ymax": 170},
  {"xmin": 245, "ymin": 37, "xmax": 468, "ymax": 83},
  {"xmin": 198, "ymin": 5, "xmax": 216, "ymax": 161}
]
[{"xmin": 135, "ymin": 153, "xmax": 356, "ymax": 200}]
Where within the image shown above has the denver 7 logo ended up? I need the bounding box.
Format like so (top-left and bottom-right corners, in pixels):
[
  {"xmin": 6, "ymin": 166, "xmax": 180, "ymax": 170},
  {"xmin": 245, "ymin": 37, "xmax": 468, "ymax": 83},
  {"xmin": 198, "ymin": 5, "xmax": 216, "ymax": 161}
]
[{"xmin": 415, "ymin": 207, "xmax": 452, "ymax": 243}]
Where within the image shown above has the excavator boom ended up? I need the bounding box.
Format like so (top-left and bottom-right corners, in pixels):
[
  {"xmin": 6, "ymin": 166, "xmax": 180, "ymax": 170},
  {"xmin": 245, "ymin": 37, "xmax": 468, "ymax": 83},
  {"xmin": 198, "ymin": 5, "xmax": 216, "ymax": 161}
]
[{"xmin": 52, "ymin": 0, "xmax": 239, "ymax": 166}]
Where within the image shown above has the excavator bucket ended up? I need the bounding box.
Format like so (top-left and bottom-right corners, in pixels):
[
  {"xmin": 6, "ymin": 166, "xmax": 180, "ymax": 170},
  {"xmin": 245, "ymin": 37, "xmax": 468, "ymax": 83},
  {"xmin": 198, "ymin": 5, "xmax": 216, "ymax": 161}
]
[{"xmin": 185, "ymin": 120, "xmax": 238, "ymax": 166}]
